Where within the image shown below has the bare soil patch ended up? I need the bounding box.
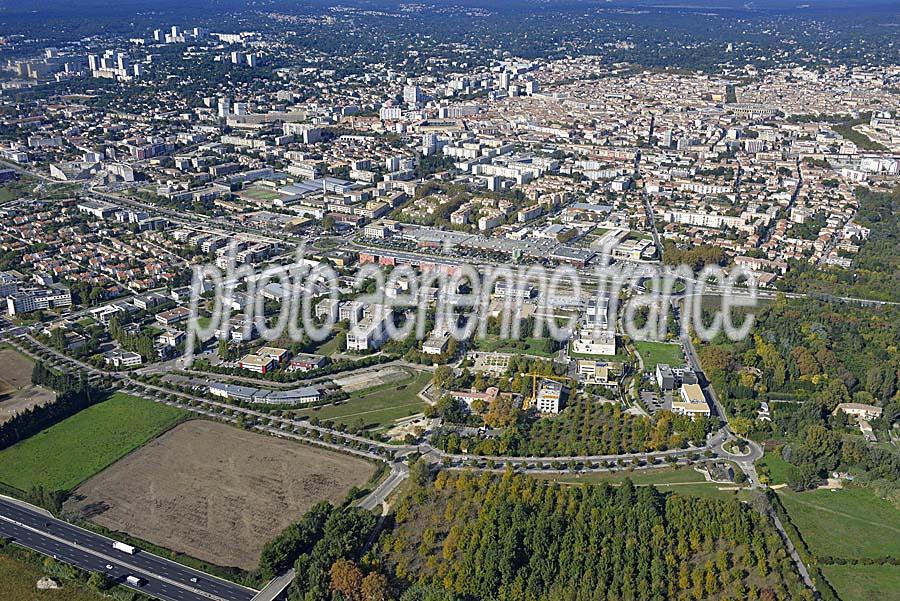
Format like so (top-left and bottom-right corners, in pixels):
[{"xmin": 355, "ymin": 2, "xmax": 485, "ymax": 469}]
[
  {"xmin": 333, "ymin": 365, "xmax": 410, "ymax": 392},
  {"xmin": 0, "ymin": 348, "xmax": 35, "ymax": 390},
  {"xmin": 0, "ymin": 348, "xmax": 54, "ymax": 424},
  {"xmin": 63, "ymin": 420, "xmax": 376, "ymax": 570},
  {"xmin": 0, "ymin": 385, "xmax": 56, "ymax": 425}
]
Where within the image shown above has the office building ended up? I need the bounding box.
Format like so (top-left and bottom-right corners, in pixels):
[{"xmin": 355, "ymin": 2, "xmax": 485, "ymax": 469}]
[
  {"xmin": 672, "ymin": 383, "xmax": 710, "ymax": 419},
  {"xmin": 535, "ymin": 380, "xmax": 565, "ymax": 414},
  {"xmin": 7, "ymin": 286, "xmax": 72, "ymax": 316}
]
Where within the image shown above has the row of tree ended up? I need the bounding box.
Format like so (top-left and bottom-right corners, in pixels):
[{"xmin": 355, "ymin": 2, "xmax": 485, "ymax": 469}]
[{"xmin": 0, "ymin": 362, "xmax": 97, "ymax": 453}]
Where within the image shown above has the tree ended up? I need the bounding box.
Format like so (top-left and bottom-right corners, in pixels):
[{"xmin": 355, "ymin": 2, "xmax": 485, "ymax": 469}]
[
  {"xmin": 435, "ymin": 395, "xmax": 468, "ymax": 425},
  {"xmin": 819, "ymin": 378, "xmax": 851, "ymax": 410},
  {"xmin": 330, "ymin": 558, "xmax": 364, "ymax": 601},
  {"xmin": 361, "ymin": 572, "xmax": 389, "ymax": 601},
  {"xmin": 432, "ymin": 366, "xmax": 452, "ymax": 389},
  {"xmin": 483, "ymin": 395, "xmax": 518, "ymax": 429},
  {"xmin": 409, "ymin": 458, "xmax": 433, "ymax": 487},
  {"xmin": 730, "ymin": 417, "xmax": 753, "ymax": 438},
  {"xmin": 786, "ymin": 463, "xmax": 820, "ymax": 491},
  {"xmin": 88, "ymin": 571, "xmax": 110, "ymax": 591}
]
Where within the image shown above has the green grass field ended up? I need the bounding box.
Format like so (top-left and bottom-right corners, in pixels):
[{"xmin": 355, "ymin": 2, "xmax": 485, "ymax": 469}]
[
  {"xmin": 778, "ymin": 487, "xmax": 900, "ymax": 560},
  {"xmin": 535, "ymin": 466, "xmax": 706, "ymax": 486},
  {"xmin": 757, "ymin": 450, "xmax": 791, "ymax": 485},
  {"xmin": 646, "ymin": 279, "xmax": 686, "ymax": 294},
  {"xmin": 533, "ymin": 466, "xmax": 750, "ymax": 501},
  {"xmin": 313, "ymin": 333, "xmax": 344, "ymax": 356},
  {"xmin": 0, "ymin": 180, "xmax": 34, "ymax": 203},
  {"xmin": 240, "ymin": 185, "xmax": 282, "ymax": 202},
  {"xmin": 474, "ymin": 335, "xmax": 556, "ymax": 357},
  {"xmin": 0, "ymin": 393, "xmax": 187, "ymax": 492},
  {"xmin": 299, "ymin": 370, "xmax": 431, "ymax": 430},
  {"xmin": 821, "ymin": 564, "xmax": 900, "ymax": 601},
  {"xmin": 633, "ymin": 340, "xmax": 683, "ymax": 372},
  {"xmin": 0, "ymin": 554, "xmax": 108, "ymax": 601}
]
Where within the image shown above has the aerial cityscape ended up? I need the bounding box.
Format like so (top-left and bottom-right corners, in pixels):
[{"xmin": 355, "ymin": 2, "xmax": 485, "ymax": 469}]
[{"xmin": 0, "ymin": 0, "xmax": 897, "ymax": 600}]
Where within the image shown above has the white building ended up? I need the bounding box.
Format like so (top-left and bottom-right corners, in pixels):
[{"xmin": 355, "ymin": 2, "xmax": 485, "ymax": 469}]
[
  {"xmin": 103, "ymin": 350, "xmax": 143, "ymax": 368},
  {"xmin": 345, "ymin": 308, "xmax": 392, "ymax": 352},
  {"xmin": 493, "ymin": 281, "xmax": 534, "ymax": 301},
  {"xmin": 576, "ymin": 360, "xmax": 614, "ymax": 386},
  {"xmin": 423, "ymin": 330, "xmax": 450, "ymax": 355},
  {"xmin": 7, "ymin": 287, "xmax": 72, "ymax": 316},
  {"xmin": 535, "ymin": 380, "xmax": 565, "ymax": 414},
  {"xmin": 571, "ymin": 328, "xmax": 616, "ymax": 356},
  {"xmin": 283, "ymin": 123, "xmax": 323, "ymax": 144},
  {"xmin": 403, "ymin": 84, "xmax": 422, "ymax": 107},
  {"xmin": 671, "ymin": 383, "xmax": 710, "ymax": 420}
]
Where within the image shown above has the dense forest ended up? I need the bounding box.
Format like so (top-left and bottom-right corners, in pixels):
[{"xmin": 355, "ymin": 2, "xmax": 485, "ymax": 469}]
[
  {"xmin": 698, "ymin": 297, "xmax": 900, "ymax": 416},
  {"xmin": 271, "ymin": 470, "xmax": 810, "ymax": 601},
  {"xmin": 696, "ymin": 297, "xmax": 900, "ymax": 504}
]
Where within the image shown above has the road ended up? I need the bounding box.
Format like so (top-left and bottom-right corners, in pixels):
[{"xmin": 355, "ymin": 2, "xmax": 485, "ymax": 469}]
[
  {"xmin": 357, "ymin": 462, "xmax": 409, "ymax": 512},
  {"xmin": 769, "ymin": 508, "xmax": 816, "ymax": 590},
  {"xmin": 250, "ymin": 569, "xmax": 295, "ymax": 601},
  {"xmin": 678, "ymin": 317, "xmax": 814, "ymax": 591},
  {"xmin": 0, "ymin": 497, "xmax": 257, "ymax": 601}
]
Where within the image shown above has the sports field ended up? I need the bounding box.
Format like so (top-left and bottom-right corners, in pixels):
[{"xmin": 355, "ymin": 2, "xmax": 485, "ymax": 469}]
[
  {"xmin": 240, "ymin": 184, "xmax": 282, "ymax": 202},
  {"xmin": 0, "ymin": 393, "xmax": 186, "ymax": 492}
]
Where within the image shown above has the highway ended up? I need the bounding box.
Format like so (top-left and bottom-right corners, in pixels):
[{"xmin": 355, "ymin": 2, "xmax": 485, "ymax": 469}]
[{"xmin": 0, "ymin": 497, "xmax": 257, "ymax": 601}]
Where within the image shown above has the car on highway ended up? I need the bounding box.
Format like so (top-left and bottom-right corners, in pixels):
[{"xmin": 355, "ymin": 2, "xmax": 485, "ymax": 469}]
[
  {"xmin": 105, "ymin": 564, "xmax": 114, "ymax": 570},
  {"xmin": 190, "ymin": 577, "xmax": 198, "ymax": 583}
]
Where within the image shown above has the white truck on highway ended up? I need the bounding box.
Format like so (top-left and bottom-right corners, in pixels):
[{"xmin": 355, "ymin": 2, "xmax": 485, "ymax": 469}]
[
  {"xmin": 112, "ymin": 541, "xmax": 137, "ymax": 555},
  {"xmin": 125, "ymin": 575, "xmax": 144, "ymax": 587}
]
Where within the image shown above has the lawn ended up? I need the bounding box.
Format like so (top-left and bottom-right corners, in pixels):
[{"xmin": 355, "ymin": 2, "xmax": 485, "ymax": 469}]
[
  {"xmin": 777, "ymin": 486, "xmax": 900, "ymax": 560},
  {"xmin": 535, "ymin": 466, "xmax": 708, "ymax": 486},
  {"xmin": 646, "ymin": 278, "xmax": 686, "ymax": 294},
  {"xmin": 0, "ymin": 179, "xmax": 35, "ymax": 203},
  {"xmin": 533, "ymin": 466, "xmax": 750, "ymax": 501},
  {"xmin": 633, "ymin": 340, "xmax": 683, "ymax": 372},
  {"xmin": 757, "ymin": 450, "xmax": 791, "ymax": 485},
  {"xmin": 298, "ymin": 370, "xmax": 430, "ymax": 430},
  {"xmin": 474, "ymin": 335, "xmax": 556, "ymax": 358},
  {"xmin": 821, "ymin": 564, "xmax": 900, "ymax": 601},
  {"xmin": 0, "ymin": 393, "xmax": 187, "ymax": 492},
  {"xmin": 313, "ymin": 332, "xmax": 344, "ymax": 356},
  {"xmin": 0, "ymin": 554, "xmax": 108, "ymax": 601}
]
